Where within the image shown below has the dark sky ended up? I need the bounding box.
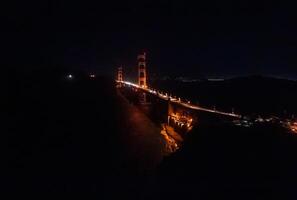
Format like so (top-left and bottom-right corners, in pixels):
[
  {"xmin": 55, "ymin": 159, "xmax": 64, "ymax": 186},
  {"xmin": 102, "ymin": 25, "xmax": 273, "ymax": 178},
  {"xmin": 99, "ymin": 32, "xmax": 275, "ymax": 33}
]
[{"xmin": 3, "ymin": 0, "xmax": 297, "ymax": 79}]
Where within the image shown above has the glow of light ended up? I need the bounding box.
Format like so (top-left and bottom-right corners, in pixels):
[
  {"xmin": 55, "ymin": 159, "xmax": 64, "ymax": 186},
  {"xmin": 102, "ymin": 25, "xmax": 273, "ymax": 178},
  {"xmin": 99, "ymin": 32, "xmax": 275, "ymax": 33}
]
[{"xmin": 67, "ymin": 74, "xmax": 73, "ymax": 79}]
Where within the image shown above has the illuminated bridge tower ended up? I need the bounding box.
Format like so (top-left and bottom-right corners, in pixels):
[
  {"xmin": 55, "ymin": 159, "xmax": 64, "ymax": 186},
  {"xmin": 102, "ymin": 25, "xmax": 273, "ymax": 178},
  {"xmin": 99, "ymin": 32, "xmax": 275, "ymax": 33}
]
[
  {"xmin": 116, "ymin": 66, "xmax": 123, "ymax": 88},
  {"xmin": 117, "ymin": 66, "xmax": 123, "ymax": 82},
  {"xmin": 138, "ymin": 52, "xmax": 147, "ymax": 88}
]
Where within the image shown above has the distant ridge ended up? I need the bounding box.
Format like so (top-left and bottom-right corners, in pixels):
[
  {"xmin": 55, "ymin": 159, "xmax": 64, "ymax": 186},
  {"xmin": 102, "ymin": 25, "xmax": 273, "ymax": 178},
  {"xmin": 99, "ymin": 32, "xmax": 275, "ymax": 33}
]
[{"xmin": 227, "ymin": 75, "xmax": 297, "ymax": 82}]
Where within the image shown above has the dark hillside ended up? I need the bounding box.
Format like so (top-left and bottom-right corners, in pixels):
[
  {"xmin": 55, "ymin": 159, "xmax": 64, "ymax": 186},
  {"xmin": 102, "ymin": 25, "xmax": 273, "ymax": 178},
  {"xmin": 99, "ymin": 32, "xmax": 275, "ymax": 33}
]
[{"xmin": 157, "ymin": 123, "xmax": 297, "ymax": 199}]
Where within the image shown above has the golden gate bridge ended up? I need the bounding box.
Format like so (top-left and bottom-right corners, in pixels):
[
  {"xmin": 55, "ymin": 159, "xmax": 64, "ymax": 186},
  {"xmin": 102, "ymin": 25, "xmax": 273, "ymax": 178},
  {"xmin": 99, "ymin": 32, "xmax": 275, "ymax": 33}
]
[{"xmin": 116, "ymin": 52, "xmax": 241, "ymax": 119}]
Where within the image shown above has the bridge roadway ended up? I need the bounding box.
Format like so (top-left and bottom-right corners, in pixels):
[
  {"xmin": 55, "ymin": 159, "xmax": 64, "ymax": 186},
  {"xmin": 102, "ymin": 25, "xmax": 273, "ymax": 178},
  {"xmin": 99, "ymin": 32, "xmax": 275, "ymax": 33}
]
[{"xmin": 117, "ymin": 80, "xmax": 242, "ymax": 118}]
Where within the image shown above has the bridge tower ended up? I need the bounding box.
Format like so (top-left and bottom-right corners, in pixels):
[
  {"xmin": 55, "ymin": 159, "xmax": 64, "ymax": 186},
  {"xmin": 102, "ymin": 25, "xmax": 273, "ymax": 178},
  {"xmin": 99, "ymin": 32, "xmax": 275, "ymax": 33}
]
[
  {"xmin": 117, "ymin": 66, "xmax": 123, "ymax": 82},
  {"xmin": 116, "ymin": 66, "xmax": 123, "ymax": 88},
  {"xmin": 138, "ymin": 52, "xmax": 147, "ymax": 88}
]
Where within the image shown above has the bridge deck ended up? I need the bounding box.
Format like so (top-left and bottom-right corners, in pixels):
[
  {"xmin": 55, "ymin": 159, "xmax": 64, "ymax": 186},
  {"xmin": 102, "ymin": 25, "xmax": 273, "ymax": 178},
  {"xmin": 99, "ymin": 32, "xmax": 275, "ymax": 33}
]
[{"xmin": 117, "ymin": 81, "xmax": 241, "ymax": 118}]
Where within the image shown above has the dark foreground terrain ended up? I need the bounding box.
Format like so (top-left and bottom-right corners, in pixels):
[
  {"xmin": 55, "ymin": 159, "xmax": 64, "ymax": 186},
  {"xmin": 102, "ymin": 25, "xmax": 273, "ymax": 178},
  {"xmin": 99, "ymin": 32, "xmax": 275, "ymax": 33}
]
[
  {"xmin": 158, "ymin": 123, "xmax": 297, "ymax": 199},
  {"xmin": 5, "ymin": 70, "xmax": 297, "ymax": 199},
  {"xmin": 5, "ymin": 70, "xmax": 164, "ymax": 199}
]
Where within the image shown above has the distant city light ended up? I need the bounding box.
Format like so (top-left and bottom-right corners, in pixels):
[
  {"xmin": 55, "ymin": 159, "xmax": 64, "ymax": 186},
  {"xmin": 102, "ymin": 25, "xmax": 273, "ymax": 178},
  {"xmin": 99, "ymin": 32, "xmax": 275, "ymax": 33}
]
[
  {"xmin": 207, "ymin": 78, "xmax": 225, "ymax": 81},
  {"xmin": 67, "ymin": 74, "xmax": 73, "ymax": 79}
]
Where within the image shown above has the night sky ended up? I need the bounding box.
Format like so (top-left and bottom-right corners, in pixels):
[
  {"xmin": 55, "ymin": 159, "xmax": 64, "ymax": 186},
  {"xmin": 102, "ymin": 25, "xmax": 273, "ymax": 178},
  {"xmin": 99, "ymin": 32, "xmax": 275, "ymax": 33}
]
[{"xmin": 3, "ymin": 0, "xmax": 297, "ymax": 79}]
